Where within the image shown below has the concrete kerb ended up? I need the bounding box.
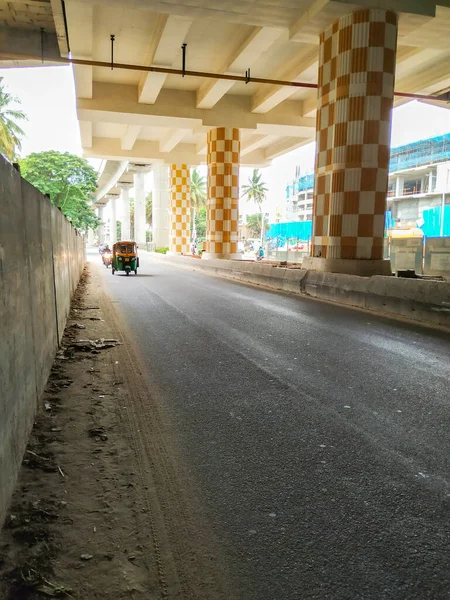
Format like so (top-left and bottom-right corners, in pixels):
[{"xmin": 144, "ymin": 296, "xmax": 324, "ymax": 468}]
[{"xmin": 148, "ymin": 252, "xmax": 450, "ymax": 329}]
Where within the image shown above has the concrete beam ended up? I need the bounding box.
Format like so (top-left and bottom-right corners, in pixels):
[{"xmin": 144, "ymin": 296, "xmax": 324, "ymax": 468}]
[
  {"xmin": 67, "ymin": 2, "xmax": 94, "ymax": 100},
  {"xmin": 78, "ymin": 82, "xmax": 317, "ymax": 132},
  {"xmin": 121, "ymin": 125, "xmax": 141, "ymax": 151},
  {"xmin": 95, "ymin": 160, "xmax": 129, "ymax": 202},
  {"xmin": 138, "ymin": 15, "xmax": 192, "ymax": 104},
  {"xmin": 79, "ymin": 121, "xmax": 93, "ymax": 148},
  {"xmin": 49, "ymin": 0, "xmax": 69, "ymax": 56},
  {"xmin": 159, "ymin": 128, "xmax": 190, "ymax": 153},
  {"xmin": 241, "ymin": 134, "xmax": 275, "ymax": 156},
  {"xmin": 264, "ymin": 137, "xmax": 311, "ymax": 160},
  {"xmin": 0, "ymin": 26, "xmax": 60, "ymax": 63},
  {"xmin": 85, "ymin": 137, "xmax": 271, "ymax": 167},
  {"xmin": 196, "ymin": 26, "xmax": 284, "ymax": 109},
  {"xmin": 251, "ymin": 46, "xmax": 317, "ymax": 114}
]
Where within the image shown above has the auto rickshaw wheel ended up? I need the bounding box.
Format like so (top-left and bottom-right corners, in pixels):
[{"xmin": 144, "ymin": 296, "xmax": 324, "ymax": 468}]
[
  {"xmin": 126, "ymin": 270, "xmax": 129, "ymax": 276},
  {"xmin": 112, "ymin": 268, "xmax": 115, "ymax": 275},
  {"xmin": 134, "ymin": 269, "xmax": 138, "ymax": 275}
]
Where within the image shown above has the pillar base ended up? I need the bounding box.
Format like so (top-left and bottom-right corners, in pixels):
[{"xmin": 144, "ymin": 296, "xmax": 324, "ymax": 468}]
[
  {"xmin": 202, "ymin": 252, "xmax": 242, "ymax": 261},
  {"xmin": 302, "ymin": 257, "xmax": 392, "ymax": 277}
]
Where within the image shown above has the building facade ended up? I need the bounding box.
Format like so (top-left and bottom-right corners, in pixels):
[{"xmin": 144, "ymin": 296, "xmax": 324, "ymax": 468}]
[{"xmin": 284, "ymin": 133, "xmax": 450, "ymax": 230}]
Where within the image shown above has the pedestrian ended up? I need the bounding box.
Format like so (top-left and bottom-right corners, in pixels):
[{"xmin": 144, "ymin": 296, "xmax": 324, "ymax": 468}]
[
  {"xmin": 191, "ymin": 241, "xmax": 196, "ymax": 255},
  {"xmin": 257, "ymin": 246, "xmax": 264, "ymax": 261}
]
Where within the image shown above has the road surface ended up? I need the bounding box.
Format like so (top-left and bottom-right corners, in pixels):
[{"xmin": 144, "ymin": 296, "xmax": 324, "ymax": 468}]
[{"xmin": 93, "ymin": 249, "xmax": 450, "ymax": 600}]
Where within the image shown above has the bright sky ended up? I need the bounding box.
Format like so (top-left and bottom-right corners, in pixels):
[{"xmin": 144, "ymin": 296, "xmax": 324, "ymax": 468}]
[{"xmin": 3, "ymin": 65, "xmax": 450, "ymax": 218}]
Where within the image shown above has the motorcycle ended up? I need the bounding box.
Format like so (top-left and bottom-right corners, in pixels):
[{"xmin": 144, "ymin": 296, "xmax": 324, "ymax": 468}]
[{"xmin": 102, "ymin": 251, "xmax": 112, "ymax": 268}]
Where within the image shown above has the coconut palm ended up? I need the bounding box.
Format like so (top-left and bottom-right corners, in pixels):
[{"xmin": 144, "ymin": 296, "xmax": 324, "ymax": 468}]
[
  {"xmin": 241, "ymin": 169, "xmax": 268, "ymax": 244},
  {"xmin": 190, "ymin": 168, "xmax": 207, "ymax": 241},
  {"xmin": 0, "ymin": 77, "xmax": 27, "ymax": 161}
]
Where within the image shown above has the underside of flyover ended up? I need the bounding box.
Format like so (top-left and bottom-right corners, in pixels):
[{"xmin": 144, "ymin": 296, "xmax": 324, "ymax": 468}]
[{"xmin": 3, "ymin": 0, "xmax": 450, "ymax": 271}]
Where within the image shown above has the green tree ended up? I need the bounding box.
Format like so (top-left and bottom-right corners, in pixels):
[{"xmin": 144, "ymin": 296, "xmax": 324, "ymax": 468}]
[
  {"xmin": 20, "ymin": 151, "xmax": 99, "ymax": 232},
  {"xmin": 195, "ymin": 206, "xmax": 207, "ymax": 239},
  {"xmin": 146, "ymin": 191, "xmax": 152, "ymax": 227},
  {"xmin": 241, "ymin": 169, "xmax": 268, "ymax": 244},
  {"xmin": 190, "ymin": 168, "xmax": 206, "ymax": 240},
  {"xmin": 246, "ymin": 213, "xmax": 269, "ymax": 238},
  {"xmin": 0, "ymin": 76, "xmax": 27, "ymax": 161}
]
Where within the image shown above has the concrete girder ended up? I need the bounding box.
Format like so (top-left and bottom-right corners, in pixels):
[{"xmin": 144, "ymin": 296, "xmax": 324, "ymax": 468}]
[
  {"xmin": 85, "ymin": 136, "xmax": 270, "ymax": 167},
  {"xmin": 264, "ymin": 137, "xmax": 311, "ymax": 160},
  {"xmin": 95, "ymin": 160, "xmax": 129, "ymax": 205},
  {"xmin": 251, "ymin": 45, "xmax": 318, "ymax": 114},
  {"xmin": 66, "ymin": 2, "xmax": 94, "ymax": 100},
  {"xmin": 121, "ymin": 125, "xmax": 142, "ymax": 151},
  {"xmin": 79, "ymin": 121, "xmax": 93, "ymax": 148},
  {"xmin": 196, "ymin": 26, "xmax": 284, "ymax": 109},
  {"xmin": 78, "ymin": 83, "xmax": 316, "ymax": 132},
  {"xmin": 138, "ymin": 15, "xmax": 192, "ymax": 104},
  {"xmin": 0, "ymin": 26, "xmax": 60, "ymax": 66},
  {"xmin": 289, "ymin": 0, "xmax": 440, "ymax": 44}
]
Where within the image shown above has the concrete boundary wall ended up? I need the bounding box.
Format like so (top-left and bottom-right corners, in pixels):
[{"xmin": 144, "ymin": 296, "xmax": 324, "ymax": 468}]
[
  {"xmin": 152, "ymin": 254, "xmax": 450, "ymax": 330},
  {"xmin": 0, "ymin": 158, "xmax": 85, "ymax": 527}
]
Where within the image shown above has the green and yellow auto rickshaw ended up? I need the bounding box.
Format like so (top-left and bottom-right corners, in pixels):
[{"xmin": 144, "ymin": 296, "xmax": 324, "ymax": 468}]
[{"xmin": 111, "ymin": 241, "xmax": 139, "ymax": 275}]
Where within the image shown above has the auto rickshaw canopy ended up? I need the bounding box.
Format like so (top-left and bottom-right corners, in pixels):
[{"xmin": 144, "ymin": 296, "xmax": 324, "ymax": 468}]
[{"xmin": 113, "ymin": 241, "xmax": 138, "ymax": 256}]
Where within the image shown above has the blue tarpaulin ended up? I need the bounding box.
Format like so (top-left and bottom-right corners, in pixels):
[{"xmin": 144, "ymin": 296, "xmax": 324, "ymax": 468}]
[
  {"xmin": 420, "ymin": 206, "xmax": 450, "ymax": 237},
  {"xmin": 266, "ymin": 221, "xmax": 312, "ymax": 243}
]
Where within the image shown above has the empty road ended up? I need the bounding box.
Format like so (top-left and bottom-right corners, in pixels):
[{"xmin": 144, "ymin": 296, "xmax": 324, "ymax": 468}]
[{"xmin": 94, "ymin": 249, "xmax": 450, "ymax": 600}]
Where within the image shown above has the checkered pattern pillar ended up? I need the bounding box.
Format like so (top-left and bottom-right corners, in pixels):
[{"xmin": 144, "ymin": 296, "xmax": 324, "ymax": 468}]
[
  {"xmin": 206, "ymin": 127, "xmax": 240, "ymax": 257},
  {"xmin": 312, "ymin": 9, "xmax": 398, "ymax": 261},
  {"xmin": 169, "ymin": 164, "xmax": 191, "ymax": 254}
]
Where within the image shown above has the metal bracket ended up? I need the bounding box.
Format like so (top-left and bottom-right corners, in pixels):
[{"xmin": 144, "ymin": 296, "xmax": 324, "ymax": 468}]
[
  {"xmin": 245, "ymin": 68, "xmax": 251, "ymax": 84},
  {"xmin": 182, "ymin": 43, "xmax": 187, "ymax": 77},
  {"xmin": 110, "ymin": 34, "xmax": 115, "ymax": 70}
]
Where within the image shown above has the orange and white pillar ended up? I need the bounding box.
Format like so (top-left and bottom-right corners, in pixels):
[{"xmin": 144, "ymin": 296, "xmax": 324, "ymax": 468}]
[
  {"xmin": 304, "ymin": 9, "xmax": 398, "ymax": 276},
  {"xmin": 203, "ymin": 127, "xmax": 241, "ymax": 259},
  {"xmin": 169, "ymin": 164, "xmax": 191, "ymax": 254}
]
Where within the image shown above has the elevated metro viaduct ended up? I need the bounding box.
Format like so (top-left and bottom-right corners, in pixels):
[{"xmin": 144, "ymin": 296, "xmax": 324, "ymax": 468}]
[{"xmin": 2, "ymin": 0, "xmax": 450, "ymax": 273}]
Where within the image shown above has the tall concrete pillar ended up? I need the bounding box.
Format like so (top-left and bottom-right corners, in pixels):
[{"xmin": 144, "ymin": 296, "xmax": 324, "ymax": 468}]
[
  {"xmin": 118, "ymin": 183, "xmax": 132, "ymax": 240},
  {"xmin": 152, "ymin": 164, "xmax": 170, "ymax": 249},
  {"xmin": 87, "ymin": 228, "xmax": 95, "ymax": 245},
  {"xmin": 133, "ymin": 170, "xmax": 147, "ymax": 246},
  {"xmin": 303, "ymin": 9, "xmax": 398, "ymax": 276},
  {"xmin": 204, "ymin": 127, "xmax": 241, "ymax": 260},
  {"xmin": 109, "ymin": 196, "xmax": 117, "ymax": 245},
  {"xmin": 169, "ymin": 164, "xmax": 191, "ymax": 254},
  {"xmin": 97, "ymin": 206, "xmax": 105, "ymax": 244}
]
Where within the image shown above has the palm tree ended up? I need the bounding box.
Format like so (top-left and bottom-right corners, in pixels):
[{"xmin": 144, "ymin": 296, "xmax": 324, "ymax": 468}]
[
  {"xmin": 0, "ymin": 77, "xmax": 27, "ymax": 161},
  {"xmin": 241, "ymin": 169, "xmax": 268, "ymax": 244},
  {"xmin": 190, "ymin": 168, "xmax": 206, "ymax": 241}
]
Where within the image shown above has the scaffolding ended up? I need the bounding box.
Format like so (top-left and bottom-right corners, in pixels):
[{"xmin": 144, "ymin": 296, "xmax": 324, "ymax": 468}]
[
  {"xmin": 388, "ymin": 133, "xmax": 450, "ymax": 172},
  {"xmin": 285, "ymin": 133, "xmax": 450, "ymax": 198}
]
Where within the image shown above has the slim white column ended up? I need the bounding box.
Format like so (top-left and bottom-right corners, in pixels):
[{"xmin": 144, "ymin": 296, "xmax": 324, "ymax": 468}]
[
  {"xmin": 110, "ymin": 197, "xmax": 117, "ymax": 245},
  {"xmin": 152, "ymin": 164, "xmax": 170, "ymax": 249},
  {"xmin": 97, "ymin": 206, "xmax": 105, "ymax": 244},
  {"xmin": 134, "ymin": 171, "xmax": 147, "ymax": 246},
  {"xmin": 120, "ymin": 185, "xmax": 131, "ymax": 240},
  {"xmin": 87, "ymin": 228, "xmax": 95, "ymax": 245}
]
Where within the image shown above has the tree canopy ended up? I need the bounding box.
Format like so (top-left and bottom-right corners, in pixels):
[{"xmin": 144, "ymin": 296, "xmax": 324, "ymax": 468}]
[
  {"xmin": 0, "ymin": 76, "xmax": 27, "ymax": 161},
  {"xmin": 246, "ymin": 213, "xmax": 269, "ymax": 238},
  {"xmin": 190, "ymin": 168, "xmax": 207, "ymax": 209},
  {"xmin": 20, "ymin": 151, "xmax": 99, "ymax": 232},
  {"xmin": 241, "ymin": 169, "xmax": 268, "ymax": 212}
]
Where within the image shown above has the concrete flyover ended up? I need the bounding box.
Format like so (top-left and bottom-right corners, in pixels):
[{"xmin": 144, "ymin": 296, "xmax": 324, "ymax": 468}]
[{"xmin": 2, "ymin": 0, "xmax": 450, "ymax": 269}]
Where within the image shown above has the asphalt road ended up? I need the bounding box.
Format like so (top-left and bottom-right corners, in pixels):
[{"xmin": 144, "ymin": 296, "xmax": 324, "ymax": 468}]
[{"xmin": 94, "ymin": 249, "xmax": 450, "ymax": 600}]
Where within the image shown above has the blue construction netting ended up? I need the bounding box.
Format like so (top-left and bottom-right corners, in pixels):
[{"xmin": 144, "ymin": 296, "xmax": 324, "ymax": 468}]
[
  {"xmin": 420, "ymin": 206, "xmax": 450, "ymax": 237},
  {"xmin": 286, "ymin": 173, "xmax": 314, "ymax": 198},
  {"xmin": 285, "ymin": 133, "xmax": 450, "ymax": 197},
  {"xmin": 389, "ymin": 133, "xmax": 450, "ymax": 173},
  {"xmin": 266, "ymin": 221, "xmax": 312, "ymax": 244}
]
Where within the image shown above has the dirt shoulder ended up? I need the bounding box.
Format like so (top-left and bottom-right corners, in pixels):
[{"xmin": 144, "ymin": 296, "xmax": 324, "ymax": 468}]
[{"xmin": 0, "ymin": 263, "xmax": 230, "ymax": 600}]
